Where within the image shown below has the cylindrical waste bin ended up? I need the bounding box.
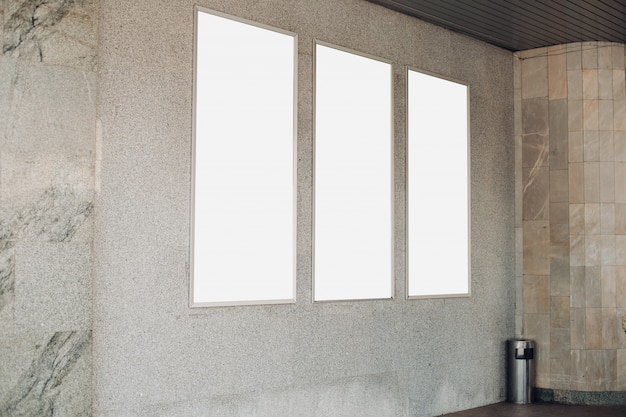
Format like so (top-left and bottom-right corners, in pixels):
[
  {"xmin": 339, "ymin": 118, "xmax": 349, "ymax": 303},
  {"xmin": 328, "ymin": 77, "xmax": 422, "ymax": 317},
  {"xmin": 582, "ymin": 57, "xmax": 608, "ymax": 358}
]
[{"xmin": 507, "ymin": 339, "xmax": 535, "ymax": 404}]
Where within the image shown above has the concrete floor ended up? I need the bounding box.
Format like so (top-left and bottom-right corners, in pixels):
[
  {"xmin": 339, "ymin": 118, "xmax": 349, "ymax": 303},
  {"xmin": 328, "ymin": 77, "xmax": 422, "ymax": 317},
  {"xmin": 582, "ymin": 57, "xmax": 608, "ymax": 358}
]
[{"xmin": 440, "ymin": 402, "xmax": 626, "ymax": 416}]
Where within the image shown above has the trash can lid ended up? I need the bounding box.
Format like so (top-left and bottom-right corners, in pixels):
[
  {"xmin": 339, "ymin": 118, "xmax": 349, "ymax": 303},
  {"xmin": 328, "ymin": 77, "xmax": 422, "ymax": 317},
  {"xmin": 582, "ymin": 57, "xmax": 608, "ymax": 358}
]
[{"xmin": 511, "ymin": 339, "xmax": 535, "ymax": 349}]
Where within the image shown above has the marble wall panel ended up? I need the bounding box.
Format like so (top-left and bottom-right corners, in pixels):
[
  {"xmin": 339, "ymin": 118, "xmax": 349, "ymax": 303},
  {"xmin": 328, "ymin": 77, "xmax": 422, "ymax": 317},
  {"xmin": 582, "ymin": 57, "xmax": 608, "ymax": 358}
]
[
  {"xmin": 522, "ymin": 54, "xmax": 548, "ymax": 99},
  {"xmin": 582, "ymin": 43, "xmax": 598, "ymax": 69},
  {"xmin": 585, "ymin": 308, "xmax": 603, "ymax": 349},
  {"xmin": 615, "ymin": 131, "xmax": 626, "ymax": 161},
  {"xmin": 599, "ymin": 100, "xmax": 614, "ymax": 131},
  {"xmin": 2, "ymin": 0, "xmax": 97, "ymax": 71},
  {"xmin": 522, "ymin": 98, "xmax": 549, "ymax": 134},
  {"xmin": 567, "ymin": 44, "xmax": 582, "ymax": 70},
  {"xmin": 582, "ymin": 69, "xmax": 598, "ymax": 99},
  {"xmin": 15, "ymin": 242, "xmax": 91, "ymax": 332},
  {"xmin": 523, "ymin": 166, "xmax": 549, "ymax": 220},
  {"xmin": 550, "ymin": 257, "xmax": 570, "ymax": 296},
  {"xmin": 617, "ymin": 267, "xmax": 626, "ymax": 308},
  {"xmin": 598, "ymin": 69, "xmax": 613, "ymax": 100},
  {"xmin": 599, "ymin": 131, "xmax": 614, "ymax": 162},
  {"xmin": 583, "ymin": 162, "xmax": 600, "ymax": 202},
  {"xmin": 548, "ymin": 46, "xmax": 567, "ymax": 99},
  {"xmin": 551, "ymin": 296, "xmax": 570, "ymax": 328},
  {"xmin": 0, "ymin": 0, "xmax": 97, "ymax": 413},
  {"xmin": 570, "ymin": 308, "xmax": 586, "ymax": 350},
  {"xmin": 550, "ymin": 99, "xmax": 569, "ymax": 169},
  {"xmin": 584, "ymin": 266, "xmax": 602, "ymax": 307},
  {"xmin": 583, "ymin": 131, "xmax": 599, "ymax": 161},
  {"xmin": 524, "ymin": 221, "xmax": 550, "ymax": 274},
  {"xmin": 614, "ymin": 100, "xmax": 626, "ymax": 131},
  {"xmin": 617, "ymin": 349, "xmax": 626, "ymax": 390},
  {"xmin": 569, "ymin": 163, "xmax": 585, "ymax": 203},
  {"xmin": 569, "ymin": 131, "xmax": 584, "ymax": 162},
  {"xmin": 0, "ymin": 331, "xmax": 92, "ymax": 415},
  {"xmin": 600, "ymin": 203, "xmax": 615, "ymax": 234}
]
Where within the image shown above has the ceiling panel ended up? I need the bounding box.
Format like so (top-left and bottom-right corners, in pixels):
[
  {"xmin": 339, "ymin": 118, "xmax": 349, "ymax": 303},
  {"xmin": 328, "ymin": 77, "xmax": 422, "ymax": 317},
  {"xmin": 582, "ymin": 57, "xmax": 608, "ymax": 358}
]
[{"xmin": 368, "ymin": 0, "xmax": 626, "ymax": 51}]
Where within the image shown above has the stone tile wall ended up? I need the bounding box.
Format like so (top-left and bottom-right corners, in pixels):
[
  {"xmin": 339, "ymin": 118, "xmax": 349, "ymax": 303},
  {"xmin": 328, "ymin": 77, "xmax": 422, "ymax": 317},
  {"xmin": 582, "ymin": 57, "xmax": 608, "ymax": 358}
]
[
  {"xmin": 0, "ymin": 0, "xmax": 97, "ymax": 415},
  {"xmin": 516, "ymin": 42, "xmax": 626, "ymax": 391}
]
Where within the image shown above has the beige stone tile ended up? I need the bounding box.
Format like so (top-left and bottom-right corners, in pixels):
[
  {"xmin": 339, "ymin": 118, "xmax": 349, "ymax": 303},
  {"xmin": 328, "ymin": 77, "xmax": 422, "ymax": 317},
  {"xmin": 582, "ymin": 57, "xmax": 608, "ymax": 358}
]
[
  {"xmin": 550, "ymin": 329, "xmax": 571, "ymax": 372},
  {"xmin": 583, "ymin": 69, "xmax": 599, "ymax": 99},
  {"xmin": 522, "ymin": 55, "xmax": 548, "ymax": 99},
  {"xmin": 585, "ymin": 204, "xmax": 601, "ymax": 235},
  {"xmin": 551, "ymin": 257, "xmax": 570, "ymax": 296},
  {"xmin": 616, "ymin": 163, "xmax": 626, "ymax": 203},
  {"xmin": 549, "ymin": 51, "xmax": 567, "ymax": 100},
  {"xmin": 569, "ymin": 131, "xmax": 584, "ymax": 162},
  {"xmin": 602, "ymin": 235, "xmax": 616, "ymax": 266},
  {"xmin": 524, "ymin": 221, "xmax": 550, "ymax": 275},
  {"xmin": 585, "ymin": 308, "xmax": 603, "ymax": 349},
  {"xmin": 612, "ymin": 45, "xmax": 625, "ymax": 70},
  {"xmin": 600, "ymin": 162, "xmax": 615, "ymax": 203},
  {"xmin": 584, "ymin": 162, "xmax": 600, "ymax": 202},
  {"xmin": 585, "ymin": 266, "xmax": 602, "ymax": 307},
  {"xmin": 550, "ymin": 358, "xmax": 573, "ymax": 390},
  {"xmin": 570, "ymin": 203, "xmax": 585, "ymax": 235},
  {"xmin": 601, "ymin": 203, "xmax": 616, "ymax": 234},
  {"xmin": 570, "ymin": 234, "xmax": 585, "ymax": 267},
  {"xmin": 602, "ymin": 308, "xmax": 619, "ymax": 349},
  {"xmin": 615, "ymin": 100, "xmax": 626, "ymax": 131},
  {"xmin": 516, "ymin": 227, "xmax": 523, "ymax": 276},
  {"xmin": 548, "ymin": 170, "xmax": 567, "ymax": 203},
  {"xmin": 583, "ymin": 130, "xmax": 599, "ymax": 162},
  {"xmin": 570, "ymin": 349, "xmax": 587, "ymax": 390},
  {"xmin": 523, "ymin": 275, "xmax": 550, "ymax": 314},
  {"xmin": 567, "ymin": 43, "xmax": 582, "ymax": 70},
  {"xmin": 616, "ymin": 235, "xmax": 626, "ymax": 265},
  {"xmin": 523, "ymin": 166, "xmax": 549, "ymax": 220},
  {"xmin": 522, "ymin": 98, "xmax": 549, "ymax": 134},
  {"xmin": 567, "ymin": 69, "xmax": 583, "ymax": 99},
  {"xmin": 523, "ymin": 313, "xmax": 550, "ymax": 384},
  {"xmin": 570, "ymin": 266, "xmax": 586, "ymax": 307},
  {"xmin": 615, "ymin": 131, "xmax": 626, "ymax": 161},
  {"xmin": 583, "ymin": 99, "xmax": 599, "ymax": 131},
  {"xmin": 522, "ymin": 133, "xmax": 549, "ymax": 167},
  {"xmin": 599, "ymin": 100, "xmax": 614, "ymax": 131},
  {"xmin": 570, "ymin": 308, "xmax": 586, "ymax": 349},
  {"xmin": 613, "ymin": 70, "xmax": 626, "ymax": 101},
  {"xmin": 586, "ymin": 349, "xmax": 617, "ymax": 390},
  {"xmin": 550, "ymin": 99, "xmax": 568, "ymax": 170},
  {"xmin": 616, "ymin": 204, "xmax": 626, "ymax": 234},
  {"xmin": 616, "ymin": 266, "xmax": 626, "ymax": 308},
  {"xmin": 551, "ymin": 223, "xmax": 569, "ymax": 248},
  {"xmin": 599, "ymin": 131, "xmax": 614, "ymax": 162},
  {"xmin": 551, "ymin": 202, "xmax": 569, "ymax": 225},
  {"xmin": 582, "ymin": 43, "xmax": 598, "ymax": 69},
  {"xmin": 598, "ymin": 69, "xmax": 613, "ymax": 99},
  {"xmin": 617, "ymin": 349, "xmax": 626, "ymax": 390},
  {"xmin": 569, "ymin": 163, "xmax": 585, "ymax": 203},
  {"xmin": 551, "ymin": 296, "xmax": 571, "ymax": 328},
  {"xmin": 568, "ymin": 99, "xmax": 584, "ymax": 132},
  {"xmin": 602, "ymin": 266, "xmax": 618, "ymax": 307},
  {"xmin": 618, "ymin": 308, "xmax": 626, "ymax": 349},
  {"xmin": 598, "ymin": 43, "xmax": 613, "ymax": 69}
]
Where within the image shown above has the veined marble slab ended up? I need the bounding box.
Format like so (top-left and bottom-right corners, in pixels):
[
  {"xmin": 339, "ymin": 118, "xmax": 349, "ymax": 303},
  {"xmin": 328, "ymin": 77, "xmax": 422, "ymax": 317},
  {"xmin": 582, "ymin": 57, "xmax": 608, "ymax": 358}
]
[
  {"xmin": 2, "ymin": 0, "xmax": 97, "ymax": 71},
  {"xmin": 0, "ymin": 331, "xmax": 92, "ymax": 416}
]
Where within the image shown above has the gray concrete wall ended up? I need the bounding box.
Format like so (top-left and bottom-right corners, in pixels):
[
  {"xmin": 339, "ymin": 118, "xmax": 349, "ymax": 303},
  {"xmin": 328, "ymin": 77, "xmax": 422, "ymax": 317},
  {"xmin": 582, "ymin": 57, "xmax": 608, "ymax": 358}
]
[{"xmin": 93, "ymin": 0, "xmax": 515, "ymax": 416}]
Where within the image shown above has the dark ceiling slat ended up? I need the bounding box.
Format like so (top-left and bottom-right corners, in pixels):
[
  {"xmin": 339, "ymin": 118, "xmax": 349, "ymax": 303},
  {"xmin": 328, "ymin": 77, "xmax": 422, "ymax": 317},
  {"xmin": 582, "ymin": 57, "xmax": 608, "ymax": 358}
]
[
  {"xmin": 539, "ymin": 0, "xmax": 625, "ymax": 40},
  {"xmin": 500, "ymin": 1, "xmax": 593, "ymax": 45},
  {"xmin": 367, "ymin": 0, "xmax": 626, "ymax": 51},
  {"xmin": 398, "ymin": 0, "xmax": 547, "ymax": 48},
  {"xmin": 457, "ymin": 0, "xmax": 588, "ymax": 46},
  {"xmin": 562, "ymin": 0, "xmax": 626, "ymax": 35}
]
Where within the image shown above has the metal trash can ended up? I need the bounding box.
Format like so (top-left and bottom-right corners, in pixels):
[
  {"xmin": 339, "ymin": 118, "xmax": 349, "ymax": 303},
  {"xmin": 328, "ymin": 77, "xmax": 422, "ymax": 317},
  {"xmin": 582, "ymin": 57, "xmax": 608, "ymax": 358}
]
[{"xmin": 507, "ymin": 339, "xmax": 535, "ymax": 404}]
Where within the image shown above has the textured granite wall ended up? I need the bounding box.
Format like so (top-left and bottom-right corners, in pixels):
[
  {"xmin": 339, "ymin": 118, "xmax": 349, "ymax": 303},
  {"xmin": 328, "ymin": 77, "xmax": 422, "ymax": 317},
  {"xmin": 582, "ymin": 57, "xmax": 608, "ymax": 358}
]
[
  {"xmin": 515, "ymin": 42, "xmax": 626, "ymax": 393},
  {"xmin": 0, "ymin": 0, "xmax": 97, "ymax": 415},
  {"xmin": 92, "ymin": 1, "xmax": 514, "ymax": 416}
]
